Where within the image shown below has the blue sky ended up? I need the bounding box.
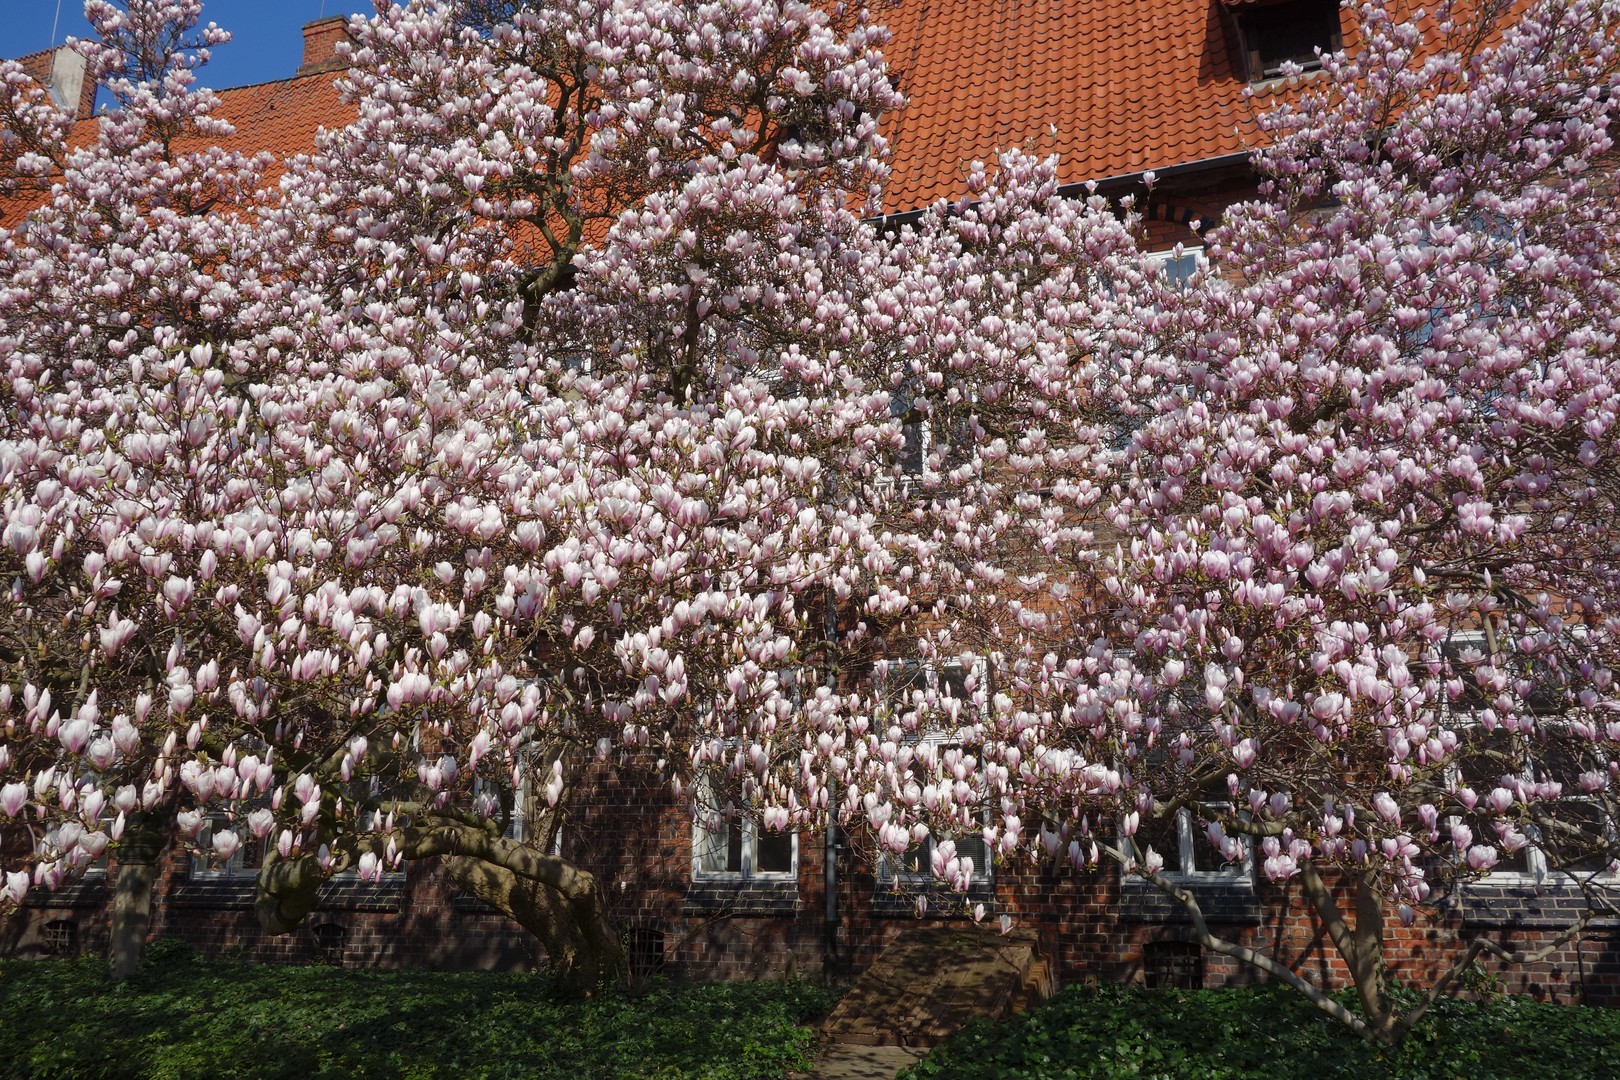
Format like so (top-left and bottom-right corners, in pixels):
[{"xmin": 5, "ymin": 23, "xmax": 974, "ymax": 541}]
[{"xmin": 1, "ymin": 1, "xmax": 374, "ymax": 93}]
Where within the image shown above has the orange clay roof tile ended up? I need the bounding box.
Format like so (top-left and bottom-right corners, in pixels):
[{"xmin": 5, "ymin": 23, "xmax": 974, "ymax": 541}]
[
  {"xmin": 10, "ymin": 0, "xmax": 1429, "ymax": 226},
  {"xmin": 879, "ymin": 0, "xmax": 1270, "ymax": 211}
]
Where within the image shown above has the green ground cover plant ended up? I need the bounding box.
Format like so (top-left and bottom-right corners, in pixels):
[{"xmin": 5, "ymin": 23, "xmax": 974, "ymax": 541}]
[
  {"xmin": 0, "ymin": 942, "xmax": 838, "ymax": 1080},
  {"xmin": 901, "ymin": 981, "xmax": 1620, "ymax": 1080}
]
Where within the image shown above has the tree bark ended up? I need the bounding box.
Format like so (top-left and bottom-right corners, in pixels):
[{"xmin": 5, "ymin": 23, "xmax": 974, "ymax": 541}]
[
  {"xmin": 412, "ymin": 824, "xmax": 624, "ymax": 991},
  {"xmin": 106, "ymin": 812, "xmax": 168, "ymax": 980},
  {"xmin": 254, "ymin": 851, "xmax": 327, "ymax": 935}
]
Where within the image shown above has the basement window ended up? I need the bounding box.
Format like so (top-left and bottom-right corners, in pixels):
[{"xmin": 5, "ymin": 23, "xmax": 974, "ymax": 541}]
[
  {"xmin": 1232, "ymin": 0, "xmax": 1344, "ymax": 82},
  {"xmin": 1144, "ymin": 940, "xmax": 1204, "ymax": 989},
  {"xmin": 42, "ymin": 919, "xmax": 79, "ymax": 957}
]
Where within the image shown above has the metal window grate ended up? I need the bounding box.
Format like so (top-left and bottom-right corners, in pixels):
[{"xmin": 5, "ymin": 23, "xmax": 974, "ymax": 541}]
[
  {"xmin": 42, "ymin": 919, "xmax": 78, "ymax": 957},
  {"xmin": 629, "ymin": 927, "xmax": 666, "ymax": 980},
  {"xmin": 1144, "ymin": 940, "xmax": 1203, "ymax": 989},
  {"xmin": 311, "ymin": 922, "xmax": 347, "ymax": 965}
]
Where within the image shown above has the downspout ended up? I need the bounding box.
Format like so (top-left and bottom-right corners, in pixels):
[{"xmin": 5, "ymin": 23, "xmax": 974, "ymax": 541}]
[
  {"xmin": 822, "ymin": 590, "xmax": 841, "ymax": 978},
  {"xmin": 824, "ymin": 776, "xmax": 840, "ymax": 977}
]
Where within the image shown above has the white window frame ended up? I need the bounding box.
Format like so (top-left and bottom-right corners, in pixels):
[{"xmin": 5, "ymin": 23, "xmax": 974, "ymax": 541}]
[
  {"xmin": 691, "ymin": 774, "xmax": 798, "ymax": 883},
  {"xmin": 888, "ymin": 374, "xmax": 930, "ymax": 487},
  {"xmin": 877, "ymin": 752, "xmax": 996, "ymax": 890},
  {"xmin": 189, "ymin": 813, "xmax": 268, "ymax": 881},
  {"xmin": 1452, "ymin": 734, "xmax": 1618, "ymax": 886},
  {"xmin": 476, "ymin": 749, "xmax": 564, "ymax": 855},
  {"xmin": 38, "ymin": 823, "xmax": 112, "ymax": 880},
  {"xmin": 1232, "ymin": 0, "xmax": 1343, "ymax": 83},
  {"xmin": 1145, "ymin": 247, "xmax": 1206, "ymax": 292},
  {"xmin": 873, "ymin": 658, "xmax": 995, "ymax": 888},
  {"xmin": 1127, "ymin": 802, "xmax": 1254, "ymax": 884},
  {"xmin": 1126, "ymin": 651, "xmax": 1252, "ymax": 884},
  {"xmin": 1446, "ymin": 631, "xmax": 1618, "ymax": 886},
  {"xmin": 332, "ymin": 774, "xmax": 409, "ymax": 882}
]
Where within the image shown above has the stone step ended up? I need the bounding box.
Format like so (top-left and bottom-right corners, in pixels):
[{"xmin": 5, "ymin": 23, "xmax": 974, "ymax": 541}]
[{"xmin": 820, "ymin": 926, "xmax": 1055, "ymax": 1051}]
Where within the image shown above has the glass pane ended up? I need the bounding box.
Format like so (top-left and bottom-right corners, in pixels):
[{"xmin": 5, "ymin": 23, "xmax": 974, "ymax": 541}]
[
  {"xmin": 1524, "ymin": 679, "xmax": 1568, "ymax": 715},
  {"xmin": 1538, "ymin": 739, "xmax": 1598, "ymax": 788},
  {"xmin": 953, "ymin": 835, "xmax": 989, "ymax": 876},
  {"xmin": 1541, "ymin": 801, "xmax": 1610, "ymax": 874},
  {"xmin": 1442, "ymin": 637, "xmax": 1490, "ymax": 712},
  {"xmin": 1189, "ymin": 814, "xmax": 1241, "ymax": 874},
  {"xmin": 1248, "ymin": 2, "xmax": 1338, "ymax": 76},
  {"xmin": 1135, "ymin": 814, "xmax": 1182, "ymax": 874},
  {"xmin": 1461, "ymin": 811, "xmax": 1533, "ymax": 874},
  {"xmin": 755, "ymin": 829, "xmax": 793, "ymax": 873},
  {"xmin": 1160, "ymin": 253, "xmax": 1199, "ymax": 292},
  {"xmin": 1456, "ymin": 732, "xmax": 1518, "ymax": 791},
  {"xmin": 891, "ymin": 381, "xmax": 924, "ymax": 477},
  {"xmin": 696, "ymin": 817, "xmax": 733, "ymax": 873},
  {"xmin": 900, "ymin": 839, "xmax": 931, "ymax": 876},
  {"xmin": 725, "ymin": 822, "xmax": 743, "ymax": 873}
]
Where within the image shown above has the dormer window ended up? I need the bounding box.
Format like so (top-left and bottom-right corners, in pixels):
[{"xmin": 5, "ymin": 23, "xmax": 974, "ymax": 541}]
[{"xmin": 1230, "ymin": 0, "xmax": 1345, "ymax": 82}]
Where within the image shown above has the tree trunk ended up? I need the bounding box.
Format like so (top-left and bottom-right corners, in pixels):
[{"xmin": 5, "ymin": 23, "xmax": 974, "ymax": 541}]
[
  {"xmin": 106, "ymin": 812, "xmax": 168, "ymax": 980},
  {"xmin": 1297, "ymin": 864, "xmax": 1399, "ymax": 1044},
  {"xmin": 1351, "ymin": 872, "xmax": 1398, "ymax": 1045},
  {"xmin": 254, "ymin": 851, "xmax": 327, "ymax": 935},
  {"xmin": 248, "ymin": 822, "xmax": 624, "ymax": 991},
  {"xmin": 413, "ymin": 825, "xmax": 624, "ymax": 991}
]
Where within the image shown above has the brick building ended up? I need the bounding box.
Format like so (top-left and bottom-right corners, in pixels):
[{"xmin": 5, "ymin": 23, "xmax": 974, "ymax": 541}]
[{"xmin": 4, "ymin": 0, "xmax": 1617, "ymax": 1007}]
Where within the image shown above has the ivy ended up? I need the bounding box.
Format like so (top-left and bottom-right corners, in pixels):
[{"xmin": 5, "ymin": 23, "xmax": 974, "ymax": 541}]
[
  {"xmin": 901, "ymin": 983, "xmax": 1620, "ymax": 1080},
  {"xmin": 0, "ymin": 945, "xmax": 840, "ymax": 1080}
]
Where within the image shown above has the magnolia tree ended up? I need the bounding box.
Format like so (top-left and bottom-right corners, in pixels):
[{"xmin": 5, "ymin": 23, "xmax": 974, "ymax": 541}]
[
  {"xmin": 0, "ymin": 0, "xmax": 279, "ymax": 977},
  {"xmin": 4, "ymin": 0, "xmax": 1618, "ymax": 1036},
  {"xmin": 849, "ymin": 0, "xmax": 1620, "ymax": 1045},
  {"xmin": 0, "ymin": 0, "xmax": 908, "ymax": 985}
]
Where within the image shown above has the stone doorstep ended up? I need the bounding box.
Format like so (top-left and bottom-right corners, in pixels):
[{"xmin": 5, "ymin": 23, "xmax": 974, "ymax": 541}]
[
  {"xmin": 796, "ymin": 1044, "xmax": 928, "ymax": 1080},
  {"xmin": 820, "ymin": 927, "xmax": 1054, "ymax": 1050}
]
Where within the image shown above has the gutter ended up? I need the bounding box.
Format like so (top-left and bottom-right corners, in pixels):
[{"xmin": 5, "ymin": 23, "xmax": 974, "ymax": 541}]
[{"xmin": 875, "ymin": 150, "xmax": 1257, "ymax": 232}]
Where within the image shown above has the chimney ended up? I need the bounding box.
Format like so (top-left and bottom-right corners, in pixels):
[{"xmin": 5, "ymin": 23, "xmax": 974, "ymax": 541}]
[
  {"xmin": 297, "ymin": 16, "xmax": 352, "ymax": 77},
  {"xmin": 12, "ymin": 45, "xmax": 96, "ymax": 119},
  {"xmin": 48, "ymin": 46, "xmax": 95, "ymax": 119}
]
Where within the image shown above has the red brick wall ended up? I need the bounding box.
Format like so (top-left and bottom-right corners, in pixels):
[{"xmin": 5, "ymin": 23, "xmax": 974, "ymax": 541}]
[
  {"xmin": 297, "ymin": 17, "xmax": 352, "ymax": 79},
  {"xmin": 6, "ymin": 773, "xmax": 1618, "ymax": 1011}
]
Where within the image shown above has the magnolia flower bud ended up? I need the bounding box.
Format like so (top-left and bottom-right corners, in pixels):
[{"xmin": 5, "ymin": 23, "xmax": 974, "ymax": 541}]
[{"xmin": 0, "ymin": 783, "xmax": 26, "ymax": 819}]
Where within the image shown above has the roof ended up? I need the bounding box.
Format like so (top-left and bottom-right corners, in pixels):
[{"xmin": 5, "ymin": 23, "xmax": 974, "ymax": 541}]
[
  {"xmin": 877, "ymin": 0, "xmax": 1269, "ymax": 211},
  {"xmin": 0, "ymin": 70, "xmax": 353, "ymax": 229},
  {"xmin": 204, "ymin": 71, "xmax": 353, "ymax": 186},
  {"xmin": 4, "ymin": 1, "xmax": 1375, "ymax": 224},
  {"xmin": 11, "ymin": 45, "xmax": 97, "ymax": 120}
]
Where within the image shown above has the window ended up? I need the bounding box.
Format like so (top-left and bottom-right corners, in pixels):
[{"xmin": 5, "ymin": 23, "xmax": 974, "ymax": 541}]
[
  {"xmin": 876, "ymin": 659, "xmax": 973, "ymax": 732},
  {"xmin": 190, "ymin": 815, "xmax": 266, "ymax": 880},
  {"xmin": 310, "ymin": 922, "xmax": 347, "ymax": 964},
  {"xmin": 1129, "ymin": 672, "xmax": 1252, "ymax": 882},
  {"xmin": 42, "ymin": 919, "xmax": 79, "ymax": 957},
  {"xmin": 1146, "ymin": 247, "xmax": 1204, "ymax": 293},
  {"xmin": 1444, "ymin": 629, "xmax": 1615, "ymax": 881},
  {"xmin": 1454, "ymin": 728, "xmax": 1616, "ymax": 883},
  {"xmin": 874, "ymin": 660, "xmax": 993, "ymax": 887},
  {"xmin": 1144, "ymin": 940, "xmax": 1204, "ymax": 989},
  {"xmin": 1232, "ymin": 0, "xmax": 1343, "ymax": 82},
  {"xmin": 1441, "ymin": 632, "xmax": 1491, "ymax": 714},
  {"xmin": 885, "ymin": 813, "xmax": 993, "ymax": 887},
  {"xmin": 476, "ymin": 750, "xmax": 564, "ymax": 855},
  {"xmin": 38, "ymin": 809, "xmax": 112, "ymax": 879},
  {"xmin": 1130, "ymin": 800, "xmax": 1252, "ymax": 881},
  {"xmin": 890, "ymin": 375, "xmax": 927, "ymax": 482},
  {"xmin": 692, "ymin": 776, "xmax": 797, "ymax": 881}
]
